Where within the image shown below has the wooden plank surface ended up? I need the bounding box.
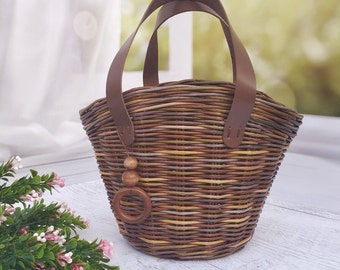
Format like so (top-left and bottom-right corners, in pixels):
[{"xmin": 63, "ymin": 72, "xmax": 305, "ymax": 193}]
[{"xmin": 16, "ymin": 115, "xmax": 340, "ymax": 269}]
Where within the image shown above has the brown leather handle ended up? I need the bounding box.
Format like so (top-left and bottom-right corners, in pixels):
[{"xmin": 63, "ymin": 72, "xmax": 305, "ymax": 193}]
[
  {"xmin": 143, "ymin": 2, "xmax": 231, "ymax": 87},
  {"xmin": 106, "ymin": 0, "xmax": 256, "ymax": 148}
]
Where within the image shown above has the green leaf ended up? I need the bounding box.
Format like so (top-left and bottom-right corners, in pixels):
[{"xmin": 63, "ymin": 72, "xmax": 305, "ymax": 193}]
[
  {"xmin": 31, "ymin": 175, "xmax": 41, "ymax": 185},
  {"xmin": 18, "ymin": 251, "xmax": 34, "ymax": 261},
  {"xmin": 0, "ymin": 244, "xmax": 5, "ymax": 249},
  {"xmin": 65, "ymin": 237, "xmax": 78, "ymax": 251},
  {"xmin": 16, "ymin": 261, "xmax": 26, "ymax": 270},
  {"xmin": 19, "ymin": 234, "xmax": 30, "ymax": 242},
  {"xmin": 30, "ymin": 169, "xmax": 38, "ymax": 177},
  {"xmin": 36, "ymin": 246, "xmax": 44, "ymax": 259},
  {"xmin": 45, "ymin": 250, "xmax": 55, "ymax": 260}
]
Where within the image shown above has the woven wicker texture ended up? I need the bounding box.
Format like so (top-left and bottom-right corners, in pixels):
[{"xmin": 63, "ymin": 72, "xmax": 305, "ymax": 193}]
[{"xmin": 80, "ymin": 79, "xmax": 303, "ymax": 260}]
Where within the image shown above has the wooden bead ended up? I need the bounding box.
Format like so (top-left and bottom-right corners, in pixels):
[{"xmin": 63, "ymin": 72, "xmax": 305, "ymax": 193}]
[
  {"xmin": 122, "ymin": 170, "xmax": 140, "ymax": 187},
  {"xmin": 124, "ymin": 156, "xmax": 138, "ymax": 170}
]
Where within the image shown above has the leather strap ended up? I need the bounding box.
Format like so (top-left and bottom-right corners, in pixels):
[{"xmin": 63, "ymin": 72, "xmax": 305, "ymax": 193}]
[
  {"xmin": 143, "ymin": 1, "xmax": 232, "ymax": 86},
  {"xmin": 106, "ymin": 0, "xmax": 256, "ymax": 148}
]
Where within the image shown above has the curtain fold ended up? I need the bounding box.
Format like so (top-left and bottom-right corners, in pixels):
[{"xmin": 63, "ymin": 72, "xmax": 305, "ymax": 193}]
[{"xmin": 0, "ymin": 0, "xmax": 120, "ymax": 160}]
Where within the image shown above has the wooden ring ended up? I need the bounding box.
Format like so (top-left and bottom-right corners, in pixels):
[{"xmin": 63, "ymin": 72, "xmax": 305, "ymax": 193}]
[{"xmin": 112, "ymin": 187, "xmax": 151, "ymax": 224}]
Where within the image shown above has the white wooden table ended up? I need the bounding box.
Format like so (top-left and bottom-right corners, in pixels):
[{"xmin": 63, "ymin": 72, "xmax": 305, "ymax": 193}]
[{"xmin": 19, "ymin": 115, "xmax": 340, "ymax": 270}]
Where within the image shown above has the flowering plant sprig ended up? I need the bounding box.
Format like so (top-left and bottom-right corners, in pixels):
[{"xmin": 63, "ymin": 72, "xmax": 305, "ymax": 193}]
[{"xmin": 0, "ymin": 157, "xmax": 119, "ymax": 270}]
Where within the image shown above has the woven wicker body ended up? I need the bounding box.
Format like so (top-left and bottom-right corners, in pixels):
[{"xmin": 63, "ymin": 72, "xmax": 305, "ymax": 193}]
[{"xmin": 80, "ymin": 80, "xmax": 303, "ymax": 260}]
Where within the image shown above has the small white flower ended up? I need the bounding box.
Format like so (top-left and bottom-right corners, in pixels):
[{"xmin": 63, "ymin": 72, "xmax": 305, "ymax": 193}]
[
  {"xmin": 58, "ymin": 235, "xmax": 66, "ymax": 246},
  {"xmin": 12, "ymin": 156, "xmax": 23, "ymax": 170},
  {"xmin": 34, "ymin": 232, "xmax": 47, "ymax": 243},
  {"xmin": 38, "ymin": 237, "xmax": 46, "ymax": 243},
  {"xmin": 63, "ymin": 252, "xmax": 73, "ymax": 263},
  {"xmin": 0, "ymin": 215, "xmax": 7, "ymax": 224},
  {"xmin": 46, "ymin": 225, "xmax": 54, "ymax": 233}
]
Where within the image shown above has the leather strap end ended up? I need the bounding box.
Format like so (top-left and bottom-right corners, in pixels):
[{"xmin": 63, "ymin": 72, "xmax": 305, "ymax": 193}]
[
  {"xmin": 117, "ymin": 126, "xmax": 135, "ymax": 146},
  {"xmin": 106, "ymin": 87, "xmax": 136, "ymax": 146},
  {"xmin": 223, "ymin": 123, "xmax": 245, "ymax": 148}
]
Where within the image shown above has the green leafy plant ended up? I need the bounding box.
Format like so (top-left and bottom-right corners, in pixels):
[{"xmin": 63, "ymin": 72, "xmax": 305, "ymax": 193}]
[{"xmin": 0, "ymin": 156, "xmax": 119, "ymax": 270}]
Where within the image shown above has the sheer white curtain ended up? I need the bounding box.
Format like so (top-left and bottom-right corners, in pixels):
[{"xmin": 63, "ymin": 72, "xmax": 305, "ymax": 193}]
[
  {"xmin": 0, "ymin": 0, "xmax": 193, "ymax": 161},
  {"xmin": 0, "ymin": 0, "xmax": 121, "ymax": 160}
]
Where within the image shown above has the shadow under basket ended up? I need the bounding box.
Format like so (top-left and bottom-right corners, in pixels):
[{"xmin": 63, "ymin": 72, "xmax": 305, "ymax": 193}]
[{"xmin": 80, "ymin": 80, "xmax": 303, "ymax": 260}]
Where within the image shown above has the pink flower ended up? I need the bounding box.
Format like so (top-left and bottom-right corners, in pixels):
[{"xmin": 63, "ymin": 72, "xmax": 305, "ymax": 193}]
[
  {"xmin": 0, "ymin": 205, "xmax": 15, "ymax": 224},
  {"xmin": 58, "ymin": 202, "xmax": 76, "ymax": 218},
  {"xmin": 35, "ymin": 263, "xmax": 56, "ymax": 270},
  {"xmin": 46, "ymin": 225, "xmax": 55, "ymax": 233},
  {"xmin": 49, "ymin": 173, "xmax": 65, "ymax": 188},
  {"xmin": 20, "ymin": 190, "xmax": 43, "ymax": 202},
  {"xmin": 42, "ymin": 227, "xmax": 66, "ymax": 246},
  {"xmin": 20, "ymin": 226, "xmax": 29, "ymax": 235},
  {"xmin": 0, "ymin": 215, "xmax": 7, "ymax": 224},
  {"xmin": 45, "ymin": 233, "xmax": 59, "ymax": 242},
  {"xmin": 57, "ymin": 250, "xmax": 73, "ymax": 267},
  {"xmin": 4, "ymin": 205, "xmax": 15, "ymax": 214},
  {"xmin": 71, "ymin": 263, "xmax": 85, "ymax": 270},
  {"xmin": 81, "ymin": 218, "xmax": 90, "ymax": 228},
  {"xmin": 19, "ymin": 195, "xmax": 31, "ymax": 202},
  {"xmin": 96, "ymin": 240, "xmax": 113, "ymax": 259},
  {"xmin": 34, "ymin": 262, "xmax": 45, "ymax": 269}
]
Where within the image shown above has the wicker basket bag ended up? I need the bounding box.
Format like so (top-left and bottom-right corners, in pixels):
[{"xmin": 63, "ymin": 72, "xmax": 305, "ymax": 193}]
[{"xmin": 80, "ymin": 0, "xmax": 303, "ymax": 260}]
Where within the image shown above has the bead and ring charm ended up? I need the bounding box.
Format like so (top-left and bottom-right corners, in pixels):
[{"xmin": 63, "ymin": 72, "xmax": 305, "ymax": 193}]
[
  {"xmin": 113, "ymin": 187, "xmax": 152, "ymax": 224},
  {"xmin": 113, "ymin": 156, "xmax": 151, "ymax": 224}
]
